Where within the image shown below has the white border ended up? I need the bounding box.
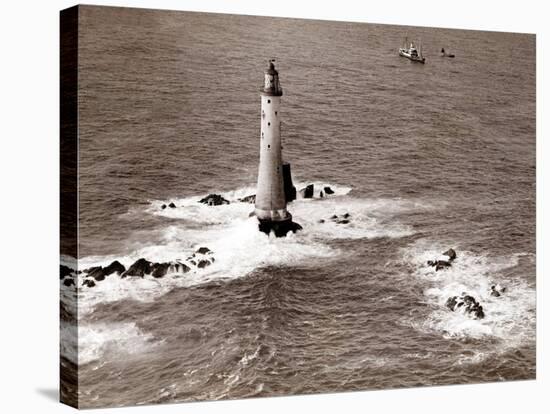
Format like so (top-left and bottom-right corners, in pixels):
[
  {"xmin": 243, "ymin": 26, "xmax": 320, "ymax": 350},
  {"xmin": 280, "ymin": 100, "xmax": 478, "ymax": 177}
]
[{"xmin": 0, "ymin": 1, "xmax": 547, "ymax": 413}]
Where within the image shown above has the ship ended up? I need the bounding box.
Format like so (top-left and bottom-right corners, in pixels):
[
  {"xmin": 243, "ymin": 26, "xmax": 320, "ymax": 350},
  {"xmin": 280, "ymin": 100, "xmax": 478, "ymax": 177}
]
[{"xmin": 399, "ymin": 38, "xmax": 426, "ymax": 63}]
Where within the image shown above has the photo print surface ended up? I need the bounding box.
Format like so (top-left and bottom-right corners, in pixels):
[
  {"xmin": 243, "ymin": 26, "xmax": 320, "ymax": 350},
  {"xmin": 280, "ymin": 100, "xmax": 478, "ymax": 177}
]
[{"xmin": 60, "ymin": 5, "xmax": 536, "ymax": 408}]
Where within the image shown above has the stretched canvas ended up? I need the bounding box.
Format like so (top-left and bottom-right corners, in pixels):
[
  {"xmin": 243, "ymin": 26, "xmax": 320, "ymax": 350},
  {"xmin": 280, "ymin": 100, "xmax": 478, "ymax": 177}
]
[{"xmin": 60, "ymin": 5, "xmax": 536, "ymax": 409}]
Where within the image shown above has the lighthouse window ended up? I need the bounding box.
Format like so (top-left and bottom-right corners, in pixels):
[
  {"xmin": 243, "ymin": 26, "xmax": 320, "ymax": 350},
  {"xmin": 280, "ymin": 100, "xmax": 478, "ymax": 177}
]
[
  {"xmin": 267, "ymin": 145, "xmax": 271, "ymax": 149},
  {"xmin": 268, "ymin": 122, "xmax": 271, "ymax": 126},
  {"xmin": 275, "ymin": 111, "xmax": 278, "ymax": 116},
  {"xmin": 261, "ymin": 132, "xmax": 264, "ymax": 138},
  {"xmin": 267, "ymin": 99, "xmax": 271, "ymax": 103}
]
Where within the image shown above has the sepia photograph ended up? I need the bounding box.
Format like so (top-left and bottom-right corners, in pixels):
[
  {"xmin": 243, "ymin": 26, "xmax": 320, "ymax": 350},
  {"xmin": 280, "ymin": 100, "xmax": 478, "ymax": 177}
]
[{"xmin": 60, "ymin": 5, "xmax": 536, "ymax": 409}]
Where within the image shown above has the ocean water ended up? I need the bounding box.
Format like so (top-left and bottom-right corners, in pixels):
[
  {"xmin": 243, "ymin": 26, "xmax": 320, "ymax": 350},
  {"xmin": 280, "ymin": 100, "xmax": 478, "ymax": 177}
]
[{"xmin": 61, "ymin": 6, "xmax": 536, "ymax": 408}]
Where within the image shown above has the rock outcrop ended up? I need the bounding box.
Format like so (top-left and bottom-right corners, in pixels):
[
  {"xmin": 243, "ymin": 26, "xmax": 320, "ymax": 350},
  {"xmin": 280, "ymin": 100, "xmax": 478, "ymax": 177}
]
[
  {"xmin": 168, "ymin": 202, "xmax": 176, "ymax": 208},
  {"xmin": 82, "ymin": 279, "xmax": 96, "ymax": 288},
  {"xmin": 324, "ymin": 213, "xmax": 351, "ymax": 225},
  {"xmin": 84, "ymin": 260, "xmax": 126, "ymax": 281},
  {"xmin": 121, "ymin": 258, "xmax": 153, "ymax": 278},
  {"xmin": 446, "ymin": 293, "xmax": 485, "ymax": 319},
  {"xmin": 63, "ymin": 278, "xmax": 75, "ymax": 287},
  {"xmin": 199, "ymin": 194, "xmax": 229, "ymax": 206},
  {"xmin": 282, "ymin": 163, "xmax": 297, "ymax": 203},
  {"xmin": 490, "ymin": 284, "xmax": 506, "ymax": 297},
  {"xmin": 60, "ymin": 265, "xmax": 74, "ymax": 279},
  {"xmin": 427, "ymin": 248, "xmax": 457, "ymax": 271},
  {"xmin": 151, "ymin": 262, "xmax": 190, "ymax": 278},
  {"xmin": 299, "ymin": 184, "xmax": 314, "ymax": 199},
  {"xmin": 324, "ymin": 186, "xmax": 335, "ymax": 195},
  {"xmin": 238, "ymin": 194, "xmax": 256, "ymax": 204}
]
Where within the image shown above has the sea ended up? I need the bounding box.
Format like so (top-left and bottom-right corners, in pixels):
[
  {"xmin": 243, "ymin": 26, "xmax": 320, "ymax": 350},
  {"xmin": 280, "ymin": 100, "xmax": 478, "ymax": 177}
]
[{"xmin": 60, "ymin": 6, "xmax": 536, "ymax": 408}]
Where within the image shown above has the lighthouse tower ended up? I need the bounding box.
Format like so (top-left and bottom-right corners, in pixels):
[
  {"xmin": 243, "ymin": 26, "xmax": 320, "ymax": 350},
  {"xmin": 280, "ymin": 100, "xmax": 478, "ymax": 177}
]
[{"xmin": 254, "ymin": 60, "xmax": 301, "ymax": 237}]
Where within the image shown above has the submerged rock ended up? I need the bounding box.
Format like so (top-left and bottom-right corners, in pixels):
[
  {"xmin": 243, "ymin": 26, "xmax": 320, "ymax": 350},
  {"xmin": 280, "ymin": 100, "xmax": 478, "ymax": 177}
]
[
  {"xmin": 82, "ymin": 279, "xmax": 96, "ymax": 288},
  {"xmin": 299, "ymin": 184, "xmax": 314, "ymax": 199},
  {"xmin": 328, "ymin": 213, "xmax": 351, "ymax": 225},
  {"xmin": 490, "ymin": 284, "xmax": 506, "ymax": 297},
  {"xmin": 151, "ymin": 262, "xmax": 191, "ymax": 278},
  {"xmin": 324, "ymin": 186, "xmax": 335, "ymax": 195},
  {"xmin": 446, "ymin": 293, "xmax": 485, "ymax": 319},
  {"xmin": 121, "ymin": 258, "xmax": 153, "ymax": 278},
  {"xmin": 238, "ymin": 194, "xmax": 256, "ymax": 204},
  {"xmin": 161, "ymin": 204, "xmax": 167, "ymax": 210},
  {"xmin": 197, "ymin": 259, "xmax": 211, "ymax": 269},
  {"xmin": 199, "ymin": 194, "xmax": 229, "ymax": 206}
]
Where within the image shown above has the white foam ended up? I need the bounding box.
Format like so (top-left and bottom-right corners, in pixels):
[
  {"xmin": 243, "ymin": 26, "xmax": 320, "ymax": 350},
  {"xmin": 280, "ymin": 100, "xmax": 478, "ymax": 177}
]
[
  {"xmin": 71, "ymin": 183, "xmax": 431, "ymax": 314},
  {"xmin": 61, "ymin": 322, "xmax": 161, "ymax": 365},
  {"xmin": 403, "ymin": 241, "xmax": 536, "ymax": 343}
]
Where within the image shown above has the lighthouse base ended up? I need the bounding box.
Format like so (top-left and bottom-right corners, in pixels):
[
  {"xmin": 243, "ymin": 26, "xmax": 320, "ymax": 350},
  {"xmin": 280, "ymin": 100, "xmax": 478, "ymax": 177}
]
[{"xmin": 258, "ymin": 218, "xmax": 302, "ymax": 237}]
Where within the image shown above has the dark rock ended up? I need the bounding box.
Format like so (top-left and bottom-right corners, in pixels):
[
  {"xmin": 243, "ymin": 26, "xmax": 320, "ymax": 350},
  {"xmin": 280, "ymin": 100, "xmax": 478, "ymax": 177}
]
[
  {"xmin": 168, "ymin": 202, "xmax": 176, "ymax": 208},
  {"xmin": 122, "ymin": 258, "xmax": 153, "ymax": 278},
  {"xmin": 196, "ymin": 247, "xmax": 211, "ymax": 255},
  {"xmin": 319, "ymin": 191, "xmax": 324, "ymax": 198},
  {"xmin": 490, "ymin": 284, "xmax": 505, "ymax": 297},
  {"xmin": 330, "ymin": 214, "xmax": 338, "ymax": 220},
  {"xmin": 87, "ymin": 266, "xmax": 106, "ymax": 281},
  {"xmin": 258, "ymin": 219, "xmax": 302, "ymax": 237},
  {"xmin": 446, "ymin": 293, "xmax": 485, "ymax": 319},
  {"xmin": 324, "ymin": 186, "xmax": 335, "ymax": 195},
  {"xmin": 282, "ymin": 163, "xmax": 297, "ymax": 203},
  {"xmin": 239, "ymin": 194, "xmax": 256, "ymax": 204},
  {"xmin": 85, "ymin": 261, "xmax": 126, "ymax": 281},
  {"xmin": 318, "ymin": 219, "xmax": 325, "ymax": 223},
  {"xmin": 60, "ymin": 265, "xmax": 74, "ymax": 279},
  {"xmin": 442, "ymin": 248, "xmax": 457, "ymax": 261},
  {"xmin": 103, "ymin": 260, "xmax": 125, "ymax": 276},
  {"xmin": 63, "ymin": 278, "xmax": 75, "ymax": 287},
  {"xmin": 82, "ymin": 279, "xmax": 96, "ymax": 288},
  {"xmin": 342, "ymin": 213, "xmax": 351, "ymax": 219},
  {"xmin": 445, "ymin": 296, "xmax": 458, "ymax": 311},
  {"xmin": 151, "ymin": 262, "xmax": 191, "ymax": 278},
  {"xmin": 199, "ymin": 194, "xmax": 229, "ymax": 206},
  {"xmin": 435, "ymin": 260, "xmax": 452, "ymax": 271},
  {"xmin": 151, "ymin": 263, "xmax": 170, "ymax": 278},
  {"xmin": 197, "ymin": 259, "xmax": 211, "ymax": 269},
  {"xmin": 161, "ymin": 204, "xmax": 167, "ymax": 210},
  {"xmin": 299, "ymin": 184, "xmax": 314, "ymax": 199},
  {"xmin": 337, "ymin": 219, "xmax": 350, "ymax": 224},
  {"xmin": 428, "ymin": 259, "xmax": 452, "ymax": 271}
]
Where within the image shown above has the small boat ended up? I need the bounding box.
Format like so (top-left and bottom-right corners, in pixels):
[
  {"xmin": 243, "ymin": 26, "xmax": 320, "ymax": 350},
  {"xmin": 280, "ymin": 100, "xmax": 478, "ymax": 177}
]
[
  {"xmin": 399, "ymin": 37, "xmax": 425, "ymax": 63},
  {"xmin": 440, "ymin": 48, "xmax": 455, "ymax": 58}
]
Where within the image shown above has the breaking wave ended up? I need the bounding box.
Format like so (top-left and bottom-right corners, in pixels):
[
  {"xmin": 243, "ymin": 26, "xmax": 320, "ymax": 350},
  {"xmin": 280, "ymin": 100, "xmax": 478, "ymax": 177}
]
[
  {"xmin": 69, "ymin": 182, "xmax": 430, "ymax": 314},
  {"xmin": 62, "ymin": 322, "xmax": 162, "ymax": 365},
  {"xmin": 402, "ymin": 240, "xmax": 536, "ymax": 344}
]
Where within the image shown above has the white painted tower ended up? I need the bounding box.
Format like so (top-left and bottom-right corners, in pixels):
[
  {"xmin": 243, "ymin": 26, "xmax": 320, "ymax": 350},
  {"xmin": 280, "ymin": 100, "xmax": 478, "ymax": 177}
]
[{"xmin": 254, "ymin": 60, "xmax": 300, "ymax": 236}]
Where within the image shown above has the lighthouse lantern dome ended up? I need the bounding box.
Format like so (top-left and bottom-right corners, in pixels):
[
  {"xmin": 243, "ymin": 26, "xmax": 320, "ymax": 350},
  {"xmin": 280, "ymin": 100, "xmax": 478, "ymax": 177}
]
[{"xmin": 262, "ymin": 59, "xmax": 283, "ymax": 96}]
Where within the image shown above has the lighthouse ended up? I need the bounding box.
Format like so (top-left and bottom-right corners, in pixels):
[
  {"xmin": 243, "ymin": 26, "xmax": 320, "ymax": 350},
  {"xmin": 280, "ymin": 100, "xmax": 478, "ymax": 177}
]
[{"xmin": 254, "ymin": 60, "xmax": 301, "ymax": 237}]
